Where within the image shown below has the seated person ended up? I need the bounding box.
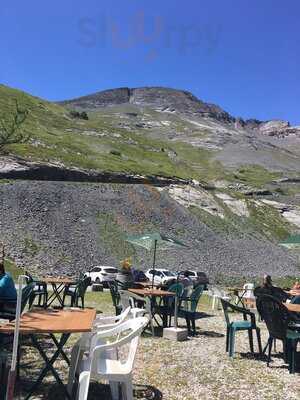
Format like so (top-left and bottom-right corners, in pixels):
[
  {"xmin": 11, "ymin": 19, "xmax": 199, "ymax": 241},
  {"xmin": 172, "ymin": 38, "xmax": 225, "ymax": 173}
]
[
  {"xmin": 254, "ymin": 274, "xmax": 290, "ymax": 303},
  {"xmin": 0, "ymin": 260, "xmax": 17, "ymax": 312},
  {"xmin": 181, "ymin": 270, "xmax": 193, "ymax": 288},
  {"xmin": 254, "ymin": 274, "xmax": 300, "ymax": 322},
  {"xmin": 289, "ymin": 280, "xmax": 300, "ymax": 304}
]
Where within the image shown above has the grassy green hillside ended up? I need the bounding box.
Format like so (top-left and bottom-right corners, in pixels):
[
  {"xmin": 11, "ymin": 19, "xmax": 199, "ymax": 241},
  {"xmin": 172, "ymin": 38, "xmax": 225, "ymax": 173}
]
[
  {"xmin": 0, "ymin": 85, "xmax": 218, "ymax": 181},
  {"xmin": 0, "ymin": 84, "xmax": 286, "ymax": 188}
]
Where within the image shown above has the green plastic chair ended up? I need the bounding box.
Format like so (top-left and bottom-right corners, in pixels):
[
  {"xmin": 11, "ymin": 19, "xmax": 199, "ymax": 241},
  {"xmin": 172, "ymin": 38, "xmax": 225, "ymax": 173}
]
[
  {"xmin": 221, "ymin": 298, "xmax": 262, "ymax": 358},
  {"xmin": 178, "ymin": 284, "xmax": 204, "ymax": 335},
  {"xmin": 108, "ymin": 281, "xmax": 122, "ymax": 316},
  {"xmin": 256, "ymin": 294, "xmax": 300, "ymax": 373},
  {"xmin": 25, "ymin": 272, "xmax": 48, "ymax": 308},
  {"xmin": 63, "ymin": 277, "xmax": 91, "ymax": 308}
]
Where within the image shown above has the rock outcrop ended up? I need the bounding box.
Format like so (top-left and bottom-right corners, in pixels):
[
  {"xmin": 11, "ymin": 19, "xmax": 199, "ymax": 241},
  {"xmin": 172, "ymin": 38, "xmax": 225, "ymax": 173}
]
[{"xmin": 0, "ymin": 157, "xmax": 188, "ymax": 186}]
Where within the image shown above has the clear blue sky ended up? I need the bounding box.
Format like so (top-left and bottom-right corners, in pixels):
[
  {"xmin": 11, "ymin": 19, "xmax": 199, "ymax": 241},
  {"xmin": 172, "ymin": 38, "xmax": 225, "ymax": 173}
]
[{"xmin": 1, "ymin": 0, "xmax": 300, "ymax": 124}]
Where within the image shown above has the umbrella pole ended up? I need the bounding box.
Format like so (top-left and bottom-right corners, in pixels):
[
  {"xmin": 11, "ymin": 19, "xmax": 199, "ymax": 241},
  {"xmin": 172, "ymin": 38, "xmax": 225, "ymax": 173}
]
[
  {"xmin": 151, "ymin": 240, "xmax": 157, "ymax": 289},
  {"xmin": 174, "ymin": 271, "xmax": 179, "ymax": 329},
  {"xmin": 6, "ymin": 275, "xmax": 27, "ymax": 400}
]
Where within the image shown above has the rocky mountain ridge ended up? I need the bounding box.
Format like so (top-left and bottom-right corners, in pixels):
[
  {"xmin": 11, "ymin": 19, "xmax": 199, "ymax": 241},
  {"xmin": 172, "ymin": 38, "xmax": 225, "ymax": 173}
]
[{"xmin": 61, "ymin": 86, "xmax": 300, "ymax": 138}]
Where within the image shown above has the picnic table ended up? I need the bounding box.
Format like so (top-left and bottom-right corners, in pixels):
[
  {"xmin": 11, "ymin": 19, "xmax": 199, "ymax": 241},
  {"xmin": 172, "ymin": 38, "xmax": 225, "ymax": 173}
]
[
  {"xmin": 42, "ymin": 277, "xmax": 77, "ymax": 308},
  {"xmin": 128, "ymin": 288, "xmax": 175, "ymax": 327},
  {"xmin": 0, "ymin": 307, "xmax": 96, "ymax": 399}
]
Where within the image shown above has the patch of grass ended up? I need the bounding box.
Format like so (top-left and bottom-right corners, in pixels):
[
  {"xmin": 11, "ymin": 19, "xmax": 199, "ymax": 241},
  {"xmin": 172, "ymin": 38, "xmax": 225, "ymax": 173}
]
[
  {"xmin": 273, "ymin": 275, "xmax": 300, "ymax": 289},
  {"xmin": 246, "ymin": 201, "xmax": 291, "ymax": 241},
  {"xmin": 189, "ymin": 205, "xmax": 243, "ymax": 238},
  {"xmin": 189, "ymin": 192, "xmax": 293, "ymax": 242},
  {"xmin": 232, "ymin": 165, "xmax": 281, "ymax": 188},
  {"xmin": 84, "ymin": 290, "xmax": 114, "ymax": 313}
]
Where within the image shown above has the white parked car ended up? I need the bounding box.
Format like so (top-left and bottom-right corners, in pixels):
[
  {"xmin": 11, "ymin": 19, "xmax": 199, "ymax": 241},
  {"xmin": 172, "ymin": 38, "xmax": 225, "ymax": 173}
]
[
  {"xmin": 84, "ymin": 266, "xmax": 118, "ymax": 286},
  {"xmin": 145, "ymin": 269, "xmax": 176, "ymax": 286}
]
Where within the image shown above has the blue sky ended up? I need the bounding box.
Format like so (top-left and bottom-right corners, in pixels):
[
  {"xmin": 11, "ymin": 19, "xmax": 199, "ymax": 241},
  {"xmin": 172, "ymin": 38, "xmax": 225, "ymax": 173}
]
[{"xmin": 1, "ymin": 0, "xmax": 300, "ymax": 124}]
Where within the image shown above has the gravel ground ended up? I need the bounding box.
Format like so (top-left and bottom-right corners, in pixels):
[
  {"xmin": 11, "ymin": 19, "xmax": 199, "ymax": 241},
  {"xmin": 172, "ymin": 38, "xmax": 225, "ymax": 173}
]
[{"xmin": 7, "ymin": 292, "xmax": 300, "ymax": 400}]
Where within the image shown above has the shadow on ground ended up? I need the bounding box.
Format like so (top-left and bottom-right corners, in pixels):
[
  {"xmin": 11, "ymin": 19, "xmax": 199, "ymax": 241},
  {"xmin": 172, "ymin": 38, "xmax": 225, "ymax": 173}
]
[
  {"xmin": 196, "ymin": 330, "xmax": 224, "ymax": 338},
  {"xmin": 239, "ymin": 351, "xmax": 300, "ymax": 372},
  {"xmin": 16, "ymin": 380, "xmax": 162, "ymax": 400}
]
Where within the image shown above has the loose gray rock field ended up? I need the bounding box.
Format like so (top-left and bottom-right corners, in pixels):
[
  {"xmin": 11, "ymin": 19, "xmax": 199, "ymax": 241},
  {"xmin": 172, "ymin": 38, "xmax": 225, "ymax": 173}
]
[{"xmin": 0, "ymin": 180, "xmax": 298, "ymax": 279}]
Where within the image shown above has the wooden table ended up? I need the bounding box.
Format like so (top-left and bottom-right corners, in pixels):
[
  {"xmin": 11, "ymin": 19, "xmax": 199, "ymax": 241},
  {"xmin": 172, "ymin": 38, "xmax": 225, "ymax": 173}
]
[
  {"xmin": 42, "ymin": 277, "xmax": 77, "ymax": 308},
  {"xmin": 128, "ymin": 288, "xmax": 175, "ymax": 297},
  {"xmin": 0, "ymin": 308, "xmax": 96, "ymax": 399}
]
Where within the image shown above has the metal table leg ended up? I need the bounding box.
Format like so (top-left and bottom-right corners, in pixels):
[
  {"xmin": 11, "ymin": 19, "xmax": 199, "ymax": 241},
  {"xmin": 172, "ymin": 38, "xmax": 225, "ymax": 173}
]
[
  {"xmin": 234, "ymin": 289, "xmax": 246, "ymax": 308},
  {"xmin": 46, "ymin": 284, "xmax": 65, "ymax": 308},
  {"xmin": 23, "ymin": 333, "xmax": 71, "ymax": 400}
]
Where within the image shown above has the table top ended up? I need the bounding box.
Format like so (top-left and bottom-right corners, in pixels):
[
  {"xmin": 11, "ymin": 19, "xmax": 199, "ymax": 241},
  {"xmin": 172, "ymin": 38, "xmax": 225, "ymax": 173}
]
[
  {"xmin": 227, "ymin": 287, "xmax": 245, "ymax": 292},
  {"xmin": 42, "ymin": 277, "xmax": 76, "ymax": 285},
  {"xmin": 285, "ymin": 303, "xmax": 300, "ymax": 313},
  {"xmin": 134, "ymin": 281, "xmax": 153, "ymax": 287},
  {"xmin": 0, "ymin": 308, "xmax": 96, "ymax": 334},
  {"xmin": 128, "ymin": 288, "xmax": 175, "ymax": 297}
]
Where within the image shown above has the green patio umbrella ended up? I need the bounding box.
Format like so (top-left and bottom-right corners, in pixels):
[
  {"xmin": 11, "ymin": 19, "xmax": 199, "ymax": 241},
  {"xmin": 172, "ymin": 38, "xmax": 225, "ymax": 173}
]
[
  {"xmin": 125, "ymin": 232, "xmax": 188, "ymax": 288},
  {"xmin": 279, "ymin": 234, "xmax": 300, "ymax": 250}
]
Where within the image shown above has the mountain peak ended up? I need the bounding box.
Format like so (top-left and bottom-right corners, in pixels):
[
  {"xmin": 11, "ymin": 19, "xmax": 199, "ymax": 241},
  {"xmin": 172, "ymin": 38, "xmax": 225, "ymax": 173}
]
[{"xmin": 60, "ymin": 86, "xmax": 236, "ymax": 124}]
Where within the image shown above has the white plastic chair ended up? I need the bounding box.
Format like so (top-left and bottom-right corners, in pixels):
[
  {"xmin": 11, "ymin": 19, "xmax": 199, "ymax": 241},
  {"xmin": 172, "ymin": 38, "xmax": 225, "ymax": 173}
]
[
  {"xmin": 77, "ymin": 316, "xmax": 149, "ymax": 400},
  {"xmin": 123, "ymin": 290, "xmax": 154, "ymax": 336},
  {"xmin": 119, "ymin": 290, "xmax": 146, "ymax": 318},
  {"xmin": 242, "ymin": 283, "xmax": 255, "ymax": 309},
  {"xmin": 67, "ymin": 307, "xmax": 131, "ymax": 396},
  {"xmin": 242, "ymin": 283, "xmax": 255, "ymax": 299},
  {"xmin": 93, "ymin": 307, "xmax": 132, "ymax": 331},
  {"xmin": 210, "ymin": 286, "xmax": 231, "ymax": 310}
]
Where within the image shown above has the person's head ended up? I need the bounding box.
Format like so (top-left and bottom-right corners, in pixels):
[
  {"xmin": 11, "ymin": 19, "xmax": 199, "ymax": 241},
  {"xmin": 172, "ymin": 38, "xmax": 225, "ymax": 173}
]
[{"xmin": 263, "ymin": 274, "xmax": 272, "ymax": 288}]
